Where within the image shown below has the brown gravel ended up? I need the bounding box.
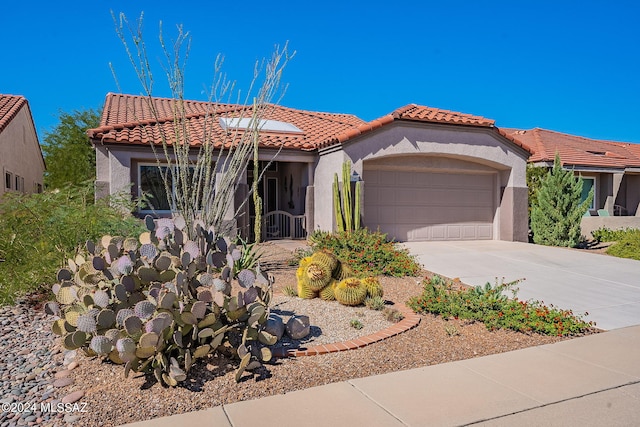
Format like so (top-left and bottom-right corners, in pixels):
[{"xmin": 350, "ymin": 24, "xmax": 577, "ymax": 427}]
[{"xmin": 64, "ymin": 242, "xmax": 573, "ymax": 427}]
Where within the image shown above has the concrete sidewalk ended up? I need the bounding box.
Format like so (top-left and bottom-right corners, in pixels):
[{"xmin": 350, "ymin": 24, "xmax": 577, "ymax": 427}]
[
  {"xmin": 403, "ymin": 240, "xmax": 640, "ymax": 331},
  {"xmin": 122, "ymin": 325, "xmax": 640, "ymax": 427}
]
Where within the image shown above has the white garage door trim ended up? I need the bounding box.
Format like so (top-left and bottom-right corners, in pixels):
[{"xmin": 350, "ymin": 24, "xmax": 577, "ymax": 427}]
[{"xmin": 364, "ymin": 166, "xmax": 496, "ymax": 242}]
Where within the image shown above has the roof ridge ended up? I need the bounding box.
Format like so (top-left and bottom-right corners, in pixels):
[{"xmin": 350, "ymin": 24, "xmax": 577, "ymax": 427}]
[{"xmin": 532, "ymin": 128, "xmax": 549, "ymax": 161}]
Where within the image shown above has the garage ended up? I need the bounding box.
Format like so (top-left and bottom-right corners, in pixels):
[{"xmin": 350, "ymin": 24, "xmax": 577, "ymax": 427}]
[{"xmin": 363, "ymin": 163, "xmax": 496, "ymax": 242}]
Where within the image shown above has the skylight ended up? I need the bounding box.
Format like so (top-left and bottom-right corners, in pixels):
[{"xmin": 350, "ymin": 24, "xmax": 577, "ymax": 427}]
[{"xmin": 219, "ymin": 117, "xmax": 302, "ymax": 133}]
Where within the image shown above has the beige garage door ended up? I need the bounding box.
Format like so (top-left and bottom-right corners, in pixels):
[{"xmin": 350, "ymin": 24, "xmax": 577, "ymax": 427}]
[{"xmin": 364, "ymin": 168, "xmax": 495, "ymax": 241}]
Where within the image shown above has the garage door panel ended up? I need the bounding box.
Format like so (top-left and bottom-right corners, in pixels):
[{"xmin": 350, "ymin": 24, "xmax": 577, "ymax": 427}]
[{"xmin": 364, "ymin": 167, "xmax": 495, "ymax": 242}]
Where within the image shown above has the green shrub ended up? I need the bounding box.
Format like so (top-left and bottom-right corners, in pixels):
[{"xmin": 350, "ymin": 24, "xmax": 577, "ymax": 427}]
[
  {"xmin": 47, "ymin": 217, "xmax": 276, "ymax": 386},
  {"xmin": 531, "ymin": 153, "xmax": 592, "ymax": 247},
  {"xmin": 309, "ymin": 229, "xmax": 420, "ymax": 277},
  {"xmin": 0, "ymin": 182, "xmax": 146, "ymax": 305},
  {"xmin": 287, "ymin": 246, "xmax": 314, "ymax": 266},
  {"xmin": 407, "ymin": 276, "xmax": 595, "ymax": 336},
  {"xmin": 606, "ymin": 230, "xmax": 640, "ymax": 260},
  {"xmin": 592, "ymin": 227, "xmax": 637, "ymax": 243}
]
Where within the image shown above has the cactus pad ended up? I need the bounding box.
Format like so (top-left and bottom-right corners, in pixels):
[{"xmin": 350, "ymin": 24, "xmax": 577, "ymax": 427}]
[
  {"xmin": 92, "ymin": 290, "xmax": 110, "ymax": 308},
  {"xmin": 237, "ymin": 269, "xmax": 256, "ymax": 288},
  {"xmin": 115, "ymin": 256, "xmax": 134, "ymax": 276},
  {"xmin": 139, "ymin": 332, "xmax": 159, "ymax": 348},
  {"xmin": 139, "ymin": 243, "xmax": 158, "ymax": 260},
  {"xmin": 196, "ymin": 288, "xmax": 213, "ymax": 302},
  {"xmin": 124, "ymin": 315, "xmax": 143, "ymax": 335},
  {"xmin": 183, "ymin": 240, "xmax": 200, "ymax": 259},
  {"xmin": 134, "ymin": 301, "xmax": 156, "ymax": 320},
  {"xmin": 116, "ymin": 308, "xmax": 135, "ymax": 326},
  {"xmin": 90, "ymin": 335, "xmax": 114, "ymax": 355},
  {"xmin": 97, "ymin": 309, "xmax": 116, "ymax": 329},
  {"xmin": 334, "ymin": 278, "xmax": 367, "ymax": 306},
  {"xmin": 56, "ymin": 286, "xmax": 78, "ymax": 305},
  {"xmin": 76, "ymin": 313, "xmax": 97, "ymax": 333}
]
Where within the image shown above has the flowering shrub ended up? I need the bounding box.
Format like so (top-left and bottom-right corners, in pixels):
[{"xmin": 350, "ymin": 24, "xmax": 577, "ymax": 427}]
[
  {"xmin": 407, "ymin": 276, "xmax": 595, "ymax": 336},
  {"xmin": 309, "ymin": 229, "xmax": 420, "ymax": 277}
]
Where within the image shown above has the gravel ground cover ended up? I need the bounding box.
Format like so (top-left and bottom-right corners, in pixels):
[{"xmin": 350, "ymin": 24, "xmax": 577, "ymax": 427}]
[{"xmin": 1, "ymin": 242, "xmax": 576, "ymax": 427}]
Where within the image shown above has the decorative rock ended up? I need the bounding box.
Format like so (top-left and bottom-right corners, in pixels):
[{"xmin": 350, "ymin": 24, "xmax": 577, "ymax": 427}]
[
  {"xmin": 54, "ymin": 370, "xmax": 72, "ymax": 379},
  {"xmin": 67, "ymin": 361, "xmax": 79, "ymax": 370},
  {"xmin": 285, "ymin": 315, "xmax": 311, "ymax": 340},
  {"xmin": 61, "ymin": 390, "xmax": 84, "ymax": 404},
  {"xmin": 53, "ymin": 377, "xmax": 74, "ymax": 388},
  {"xmin": 264, "ymin": 314, "xmax": 285, "ymax": 340}
]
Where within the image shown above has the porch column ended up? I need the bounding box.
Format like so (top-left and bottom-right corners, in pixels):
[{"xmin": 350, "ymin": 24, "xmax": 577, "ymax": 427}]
[
  {"xmin": 605, "ymin": 173, "xmax": 624, "ymax": 215},
  {"xmin": 305, "ymin": 186, "xmax": 314, "ymax": 235}
]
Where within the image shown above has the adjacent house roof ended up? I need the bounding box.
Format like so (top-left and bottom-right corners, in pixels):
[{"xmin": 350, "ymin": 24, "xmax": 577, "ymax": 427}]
[
  {"xmin": 502, "ymin": 128, "xmax": 640, "ymax": 169},
  {"xmin": 0, "ymin": 94, "xmax": 28, "ymax": 133},
  {"xmin": 88, "ymin": 94, "xmax": 530, "ymax": 153}
]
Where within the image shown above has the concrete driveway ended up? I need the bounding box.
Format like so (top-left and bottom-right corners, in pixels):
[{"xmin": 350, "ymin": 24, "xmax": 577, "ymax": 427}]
[{"xmin": 402, "ymin": 240, "xmax": 640, "ymax": 331}]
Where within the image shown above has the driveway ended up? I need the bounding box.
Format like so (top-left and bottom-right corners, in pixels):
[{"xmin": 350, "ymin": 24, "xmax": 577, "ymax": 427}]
[{"xmin": 402, "ymin": 240, "xmax": 640, "ymax": 331}]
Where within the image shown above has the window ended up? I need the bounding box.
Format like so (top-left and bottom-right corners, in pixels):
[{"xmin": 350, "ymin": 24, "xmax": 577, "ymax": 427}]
[
  {"xmin": 5, "ymin": 171, "xmax": 12, "ymax": 191},
  {"xmin": 138, "ymin": 164, "xmax": 205, "ymax": 213},
  {"xmin": 219, "ymin": 117, "xmax": 302, "ymax": 133},
  {"xmin": 580, "ymin": 177, "xmax": 595, "ymax": 210},
  {"xmin": 15, "ymin": 175, "xmax": 24, "ymax": 193}
]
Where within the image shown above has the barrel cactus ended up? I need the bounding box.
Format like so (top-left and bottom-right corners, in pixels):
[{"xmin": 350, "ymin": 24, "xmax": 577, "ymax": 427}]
[
  {"xmin": 47, "ymin": 214, "xmax": 279, "ymax": 386},
  {"xmin": 334, "ymin": 278, "xmax": 367, "ymax": 306},
  {"xmin": 362, "ymin": 276, "xmax": 384, "ymax": 299}
]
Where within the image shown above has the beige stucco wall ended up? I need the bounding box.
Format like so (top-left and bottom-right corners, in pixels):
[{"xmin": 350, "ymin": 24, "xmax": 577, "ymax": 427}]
[
  {"xmin": 315, "ymin": 122, "xmax": 530, "ymax": 242},
  {"xmin": 0, "ymin": 105, "xmax": 45, "ymax": 197}
]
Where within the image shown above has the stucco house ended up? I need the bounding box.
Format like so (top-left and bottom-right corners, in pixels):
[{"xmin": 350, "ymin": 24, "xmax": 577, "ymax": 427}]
[
  {"xmin": 88, "ymin": 93, "xmax": 531, "ymax": 242},
  {"xmin": 504, "ymin": 128, "xmax": 640, "ymax": 236},
  {"xmin": 0, "ymin": 94, "xmax": 45, "ymax": 198}
]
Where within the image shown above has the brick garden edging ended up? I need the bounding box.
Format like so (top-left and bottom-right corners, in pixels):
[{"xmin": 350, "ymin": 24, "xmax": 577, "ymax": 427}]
[{"xmin": 272, "ymin": 302, "xmax": 421, "ymax": 358}]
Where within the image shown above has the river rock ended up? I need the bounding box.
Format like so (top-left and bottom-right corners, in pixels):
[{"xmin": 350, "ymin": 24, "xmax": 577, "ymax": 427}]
[{"xmin": 285, "ymin": 315, "xmax": 310, "ymax": 340}]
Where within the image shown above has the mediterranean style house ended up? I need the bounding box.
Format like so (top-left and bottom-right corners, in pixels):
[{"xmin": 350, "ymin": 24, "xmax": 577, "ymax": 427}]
[
  {"xmin": 0, "ymin": 94, "xmax": 45, "ymax": 198},
  {"xmin": 88, "ymin": 93, "xmax": 531, "ymax": 242}
]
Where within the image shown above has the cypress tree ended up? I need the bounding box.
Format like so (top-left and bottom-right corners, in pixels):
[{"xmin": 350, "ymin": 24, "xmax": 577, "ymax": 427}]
[{"xmin": 531, "ymin": 153, "xmax": 593, "ymax": 247}]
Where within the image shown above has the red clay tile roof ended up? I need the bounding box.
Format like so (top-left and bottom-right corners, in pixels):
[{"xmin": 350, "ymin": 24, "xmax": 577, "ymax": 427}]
[
  {"xmin": 89, "ymin": 95, "xmax": 530, "ymax": 153},
  {"xmin": 88, "ymin": 93, "xmax": 367, "ymax": 151},
  {"xmin": 316, "ymin": 104, "xmax": 531, "ymax": 153},
  {"xmin": 502, "ymin": 128, "xmax": 640, "ymax": 169},
  {"xmin": 0, "ymin": 94, "xmax": 27, "ymax": 133}
]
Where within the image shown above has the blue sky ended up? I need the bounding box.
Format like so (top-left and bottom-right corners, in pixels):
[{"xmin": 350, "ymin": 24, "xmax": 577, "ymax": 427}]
[{"xmin": 4, "ymin": 1, "xmax": 640, "ymax": 143}]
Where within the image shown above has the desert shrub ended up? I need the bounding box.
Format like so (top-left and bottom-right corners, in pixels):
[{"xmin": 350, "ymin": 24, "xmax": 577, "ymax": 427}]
[
  {"xmin": 606, "ymin": 230, "xmax": 640, "ymax": 260},
  {"xmin": 591, "ymin": 227, "xmax": 637, "ymax": 243},
  {"xmin": 530, "ymin": 153, "xmax": 592, "ymax": 247},
  {"xmin": 408, "ymin": 275, "xmax": 595, "ymax": 336},
  {"xmin": 287, "ymin": 246, "xmax": 314, "ymax": 266},
  {"xmin": 47, "ymin": 217, "xmax": 277, "ymax": 386},
  {"xmin": 0, "ymin": 182, "xmax": 145, "ymax": 305},
  {"xmin": 309, "ymin": 229, "xmax": 420, "ymax": 277}
]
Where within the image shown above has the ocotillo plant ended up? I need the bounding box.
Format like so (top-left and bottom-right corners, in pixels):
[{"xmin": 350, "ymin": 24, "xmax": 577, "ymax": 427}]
[{"xmin": 333, "ymin": 161, "xmax": 362, "ymax": 232}]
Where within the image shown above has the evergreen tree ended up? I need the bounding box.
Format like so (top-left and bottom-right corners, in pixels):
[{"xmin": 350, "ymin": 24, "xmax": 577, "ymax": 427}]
[
  {"xmin": 531, "ymin": 153, "xmax": 593, "ymax": 247},
  {"xmin": 42, "ymin": 109, "xmax": 101, "ymax": 189}
]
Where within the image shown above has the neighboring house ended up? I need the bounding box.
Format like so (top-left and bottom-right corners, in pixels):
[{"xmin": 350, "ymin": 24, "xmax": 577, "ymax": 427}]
[
  {"xmin": 503, "ymin": 128, "xmax": 640, "ymax": 236},
  {"xmin": 0, "ymin": 94, "xmax": 45, "ymax": 198},
  {"xmin": 88, "ymin": 93, "xmax": 531, "ymax": 242}
]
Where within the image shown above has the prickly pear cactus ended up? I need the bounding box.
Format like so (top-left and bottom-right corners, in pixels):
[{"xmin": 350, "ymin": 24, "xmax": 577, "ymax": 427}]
[{"xmin": 48, "ymin": 215, "xmax": 279, "ymax": 386}]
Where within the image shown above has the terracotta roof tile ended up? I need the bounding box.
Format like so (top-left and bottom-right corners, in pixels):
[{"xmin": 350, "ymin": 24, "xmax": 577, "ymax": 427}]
[
  {"xmin": 0, "ymin": 94, "xmax": 27, "ymax": 133},
  {"xmin": 89, "ymin": 95, "xmax": 531, "ymax": 155},
  {"xmin": 318, "ymin": 104, "xmax": 531, "ymax": 153},
  {"xmin": 502, "ymin": 128, "xmax": 640, "ymax": 169},
  {"xmin": 88, "ymin": 93, "xmax": 366, "ymax": 151}
]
